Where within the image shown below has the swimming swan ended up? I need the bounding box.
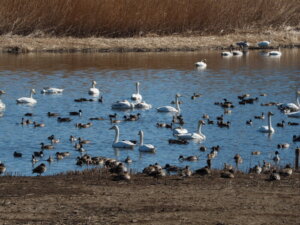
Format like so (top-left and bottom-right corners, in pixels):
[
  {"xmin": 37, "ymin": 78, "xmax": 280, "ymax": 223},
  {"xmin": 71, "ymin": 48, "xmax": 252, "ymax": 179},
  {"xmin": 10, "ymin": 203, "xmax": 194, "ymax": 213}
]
[
  {"xmin": 258, "ymin": 112, "xmax": 275, "ymax": 133},
  {"xmin": 138, "ymin": 130, "xmax": 156, "ymax": 152},
  {"xmin": 109, "ymin": 125, "xmax": 136, "ymax": 148},
  {"xmin": 0, "ymin": 99, "xmax": 5, "ymax": 110},
  {"xmin": 173, "ymin": 126, "xmax": 188, "ymax": 135},
  {"xmin": 195, "ymin": 59, "xmax": 207, "ymax": 68},
  {"xmin": 17, "ymin": 89, "xmax": 37, "ymax": 104},
  {"xmin": 41, "ymin": 87, "xmax": 64, "ymax": 94},
  {"xmin": 112, "ymin": 100, "xmax": 135, "ymax": 110},
  {"xmin": 131, "ymin": 82, "xmax": 142, "ymax": 102},
  {"xmin": 279, "ymin": 90, "xmax": 300, "ymax": 113},
  {"xmin": 88, "ymin": 81, "xmax": 100, "ymax": 96},
  {"xmin": 177, "ymin": 120, "xmax": 206, "ymax": 140},
  {"xmin": 135, "ymin": 101, "xmax": 152, "ymax": 109},
  {"xmin": 157, "ymin": 94, "xmax": 181, "ymax": 113},
  {"xmin": 258, "ymin": 41, "xmax": 271, "ymax": 48}
]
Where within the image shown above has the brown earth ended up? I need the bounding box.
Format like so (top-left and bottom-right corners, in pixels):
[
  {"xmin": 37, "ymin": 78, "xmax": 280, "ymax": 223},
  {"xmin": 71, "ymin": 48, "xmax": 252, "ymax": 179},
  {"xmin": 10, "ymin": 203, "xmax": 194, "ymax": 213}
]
[
  {"xmin": 0, "ymin": 169, "xmax": 299, "ymax": 225},
  {"xmin": 0, "ymin": 30, "xmax": 300, "ymax": 54}
]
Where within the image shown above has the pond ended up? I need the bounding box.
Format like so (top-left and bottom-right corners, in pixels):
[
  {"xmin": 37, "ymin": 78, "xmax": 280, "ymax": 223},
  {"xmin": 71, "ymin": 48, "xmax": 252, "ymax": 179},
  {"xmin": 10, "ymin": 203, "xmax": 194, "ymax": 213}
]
[{"xmin": 0, "ymin": 49, "xmax": 299, "ymax": 176}]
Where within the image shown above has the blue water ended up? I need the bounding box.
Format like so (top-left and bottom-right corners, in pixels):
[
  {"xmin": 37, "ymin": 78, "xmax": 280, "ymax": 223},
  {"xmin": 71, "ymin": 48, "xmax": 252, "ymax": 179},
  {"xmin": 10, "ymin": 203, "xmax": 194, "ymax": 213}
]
[{"xmin": 0, "ymin": 50, "xmax": 299, "ymax": 176}]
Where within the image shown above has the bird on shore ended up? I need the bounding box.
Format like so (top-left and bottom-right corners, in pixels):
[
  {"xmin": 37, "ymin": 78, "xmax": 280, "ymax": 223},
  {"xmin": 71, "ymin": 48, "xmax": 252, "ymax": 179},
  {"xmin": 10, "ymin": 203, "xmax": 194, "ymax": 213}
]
[
  {"xmin": 32, "ymin": 163, "xmax": 46, "ymax": 175},
  {"xmin": 0, "ymin": 162, "xmax": 6, "ymax": 174}
]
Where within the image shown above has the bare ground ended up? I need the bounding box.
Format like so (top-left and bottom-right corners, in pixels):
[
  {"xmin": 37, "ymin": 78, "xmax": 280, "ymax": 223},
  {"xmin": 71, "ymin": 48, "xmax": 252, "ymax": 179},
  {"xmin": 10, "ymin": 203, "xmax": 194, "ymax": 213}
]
[
  {"xmin": 0, "ymin": 169, "xmax": 299, "ymax": 225},
  {"xmin": 0, "ymin": 30, "xmax": 300, "ymax": 53}
]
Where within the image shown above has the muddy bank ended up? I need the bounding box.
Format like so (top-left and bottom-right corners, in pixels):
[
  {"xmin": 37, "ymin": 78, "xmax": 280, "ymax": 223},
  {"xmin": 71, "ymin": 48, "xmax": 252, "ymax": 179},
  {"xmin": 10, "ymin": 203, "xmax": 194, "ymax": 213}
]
[
  {"xmin": 1, "ymin": 31, "xmax": 299, "ymax": 53},
  {"xmin": 0, "ymin": 169, "xmax": 299, "ymax": 224}
]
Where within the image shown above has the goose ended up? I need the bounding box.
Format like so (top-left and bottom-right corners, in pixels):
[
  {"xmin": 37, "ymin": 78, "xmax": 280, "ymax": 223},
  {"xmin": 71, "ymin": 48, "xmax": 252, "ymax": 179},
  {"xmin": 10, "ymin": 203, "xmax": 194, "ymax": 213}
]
[
  {"xmin": 16, "ymin": 89, "xmax": 37, "ymax": 104},
  {"xmin": 258, "ymin": 112, "xmax": 275, "ymax": 133},
  {"xmin": 257, "ymin": 40, "xmax": 271, "ymax": 48},
  {"xmin": 88, "ymin": 81, "xmax": 100, "ymax": 96},
  {"xmin": 41, "ymin": 87, "xmax": 64, "ymax": 94},
  {"xmin": 32, "ymin": 163, "xmax": 46, "ymax": 175},
  {"xmin": 109, "ymin": 125, "xmax": 135, "ymax": 148},
  {"xmin": 111, "ymin": 100, "xmax": 135, "ymax": 110},
  {"xmin": 177, "ymin": 120, "xmax": 206, "ymax": 140},
  {"xmin": 0, "ymin": 162, "xmax": 6, "ymax": 174},
  {"xmin": 131, "ymin": 82, "xmax": 142, "ymax": 101},
  {"xmin": 195, "ymin": 59, "xmax": 207, "ymax": 69},
  {"xmin": 157, "ymin": 94, "xmax": 181, "ymax": 113},
  {"xmin": 0, "ymin": 99, "xmax": 5, "ymax": 110},
  {"xmin": 138, "ymin": 130, "xmax": 156, "ymax": 153},
  {"xmin": 134, "ymin": 101, "xmax": 152, "ymax": 109}
]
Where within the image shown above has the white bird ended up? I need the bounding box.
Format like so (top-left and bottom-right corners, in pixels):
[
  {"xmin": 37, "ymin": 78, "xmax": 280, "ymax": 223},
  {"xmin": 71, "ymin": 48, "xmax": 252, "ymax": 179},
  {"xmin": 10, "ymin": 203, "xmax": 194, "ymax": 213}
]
[
  {"xmin": 195, "ymin": 59, "xmax": 207, "ymax": 68},
  {"xmin": 138, "ymin": 130, "xmax": 156, "ymax": 153},
  {"xmin": 112, "ymin": 100, "xmax": 135, "ymax": 110},
  {"xmin": 268, "ymin": 50, "xmax": 282, "ymax": 57},
  {"xmin": 221, "ymin": 51, "xmax": 233, "ymax": 57},
  {"xmin": 109, "ymin": 125, "xmax": 136, "ymax": 149},
  {"xmin": 279, "ymin": 90, "xmax": 300, "ymax": 113},
  {"xmin": 88, "ymin": 81, "xmax": 100, "ymax": 96},
  {"xmin": 232, "ymin": 50, "xmax": 243, "ymax": 56},
  {"xmin": 41, "ymin": 87, "xmax": 64, "ymax": 94},
  {"xmin": 258, "ymin": 41, "xmax": 271, "ymax": 48},
  {"xmin": 177, "ymin": 120, "xmax": 206, "ymax": 140},
  {"xmin": 173, "ymin": 126, "xmax": 188, "ymax": 135},
  {"xmin": 258, "ymin": 112, "xmax": 275, "ymax": 133},
  {"xmin": 17, "ymin": 89, "xmax": 37, "ymax": 104},
  {"xmin": 157, "ymin": 94, "xmax": 181, "ymax": 113},
  {"xmin": 287, "ymin": 111, "xmax": 300, "ymax": 118},
  {"xmin": 131, "ymin": 82, "xmax": 142, "ymax": 102},
  {"xmin": 0, "ymin": 99, "xmax": 5, "ymax": 110},
  {"xmin": 134, "ymin": 101, "xmax": 152, "ymax": 109}
]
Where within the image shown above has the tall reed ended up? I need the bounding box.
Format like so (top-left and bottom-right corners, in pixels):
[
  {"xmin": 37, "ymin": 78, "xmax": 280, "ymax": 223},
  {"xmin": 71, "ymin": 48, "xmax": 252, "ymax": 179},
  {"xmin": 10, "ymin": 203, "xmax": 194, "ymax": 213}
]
[{"xmin": 0, "ymin": 0, "xmax": 299, "ymax": 37}]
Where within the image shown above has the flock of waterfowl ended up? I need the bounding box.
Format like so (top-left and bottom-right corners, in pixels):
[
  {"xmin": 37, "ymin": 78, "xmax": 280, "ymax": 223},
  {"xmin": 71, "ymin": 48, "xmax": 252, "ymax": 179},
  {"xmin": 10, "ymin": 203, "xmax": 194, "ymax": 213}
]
[{"xmin": 0, "ymin": 47, "xmax": 299, "ymax": 181}]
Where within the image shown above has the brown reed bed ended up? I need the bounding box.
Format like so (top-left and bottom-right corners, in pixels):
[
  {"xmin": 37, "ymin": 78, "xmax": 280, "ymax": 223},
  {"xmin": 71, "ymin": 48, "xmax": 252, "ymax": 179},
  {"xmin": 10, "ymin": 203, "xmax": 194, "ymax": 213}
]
[{"xmin": 0, "ymin": 0, "xmax": 299, "ymax": 37}]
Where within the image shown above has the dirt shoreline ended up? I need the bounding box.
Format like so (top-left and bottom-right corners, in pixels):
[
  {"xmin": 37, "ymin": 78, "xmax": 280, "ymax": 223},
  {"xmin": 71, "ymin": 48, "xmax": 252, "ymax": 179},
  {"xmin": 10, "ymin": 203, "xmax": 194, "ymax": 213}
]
[
  {"xmin": 0, "ymin": 169, "xmax": 299, "ymax": 224},
  {"xmin": 1, "ymin": 31, "xmax": 300, "ymax": 53}
]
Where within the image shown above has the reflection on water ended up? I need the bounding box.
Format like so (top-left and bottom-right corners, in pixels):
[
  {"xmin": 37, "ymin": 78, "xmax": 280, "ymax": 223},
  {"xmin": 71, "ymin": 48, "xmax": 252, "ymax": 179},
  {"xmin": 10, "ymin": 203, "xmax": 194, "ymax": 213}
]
[{"xmin": 0, "ymin": 49, "xmax": 299, "ymax": 176}]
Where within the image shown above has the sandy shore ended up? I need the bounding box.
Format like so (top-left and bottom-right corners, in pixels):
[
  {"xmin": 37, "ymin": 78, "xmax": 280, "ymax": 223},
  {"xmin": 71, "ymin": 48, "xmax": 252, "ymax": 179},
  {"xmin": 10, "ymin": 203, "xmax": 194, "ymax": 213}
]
[
  {"xmin": 0, "ymin": 30, "xmax": 300, "ymax": 53},
  {"xmin": 0, "ymin": 169, "xmax": 299, "ymax": 225}
]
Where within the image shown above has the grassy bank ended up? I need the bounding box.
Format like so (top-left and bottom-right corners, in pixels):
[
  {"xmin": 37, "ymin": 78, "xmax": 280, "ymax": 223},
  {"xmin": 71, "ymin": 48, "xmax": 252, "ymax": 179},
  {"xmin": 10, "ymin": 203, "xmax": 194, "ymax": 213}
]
[{"xmin": 0, "ymin": 0, "xmax": 299, "ymax": 37}]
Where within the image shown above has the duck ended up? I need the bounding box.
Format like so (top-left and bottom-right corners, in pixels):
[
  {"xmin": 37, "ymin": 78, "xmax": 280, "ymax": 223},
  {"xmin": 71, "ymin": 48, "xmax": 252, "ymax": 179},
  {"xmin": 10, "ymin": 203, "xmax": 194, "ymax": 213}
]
[
  {"xmin": 109, "ymin": 125, "xmax": 136, "ymax": 149},
  {"xmin": 69, "ymin": 110, "xmax": 82, "ymax": 116},
  {"xmin": 233, "ymin": 154, "xmax": 243, "ymax": 168},
  {"xmin": 48, "ymin": 135, "xmax": 60, "ymax": 144},
  {"xmin": 40, "ymin": 142, "xmax": 54, "ymax": 150},
  {"xmin": 258, "ymin": 112, "xmax": 274, "ymax": 133},
  {"xmin": 33, "ymin": 121, "xmax": 45, "ymax": 127},
  {"xmin": 138, "ymin": 130, "xmax": 156, "ymax": 153},
  {"xmin": 41, "ymin": 87, "xmax": 64, "ymax": 94},
  {"xmin": 236, "ymin": 41, "xmax": 249, "ymax": 48},
  {"xmin": 254, "ymin": 112, "xmax": 265, "ymax": 119},
  {"xmin": 269, "ymin": 171, "xmax": 280, "ymax": 181},
  {"xmin": 177, "ymin": 120, "xmax": 206, "ymax": 141},
  {"xmin": 31, "ymin": 155, "xmax": 39, "ymax": 164},
  {"xmin": 57, "ymin": 117, "xmax": 72, "ymax": 122},
  {"xmin": 257, "ymin": 40, "xmax": 271, "ymax": 48},
  {"xmin": 195, "ymin": 166, "xmax": 211, "ymax": 176},
  {"xmin": 78, "ymin": 137, "xmax": 91, "ymax": 145},
  {"xmin": 178, "ymin": 155, "xmax": 199, "ymax": 162},
  {"xmin": 157, "ymin": 94, "xmax": 181, "ymax": 113},
  {"xmin": 32, "ymin": 163, "xmax": 46, "ymax": 175},
  {"xmin": 279, "ymin": 164, "xmax": 293, "ymax": 177},
  {"xmin": 124, "ymin": 156, "xmax": 133, "ymax": 164},
  {"xmin": 89, "ymin": 117, "xmax": 105, "ymax": 121},
  {"xmin": 69, "ymin": 135, "xmax": 77, "ymax": 142},
  {"xmin": 111, "ymin": 100, "xmax": 135, "ymax": 110},
  {"xmin": 276, "ymin": 120, "xmax": 285, "ymax": 127},
  {"xmin": 47, "ymin": 112, "xmax": 59, "ymax": 117},
  {"xmin": 249, "ymin": 165, "xmax": 262, "ymax": 174},
  {"xmin": 288, "ymin": 121, "xmax": 299, "ymax": 126},
  {"xmin": 131, "ymin": 82, "xmax": 142, "ymax": 102},
  {"xmin": 33, "ymin": 150, "xmax": 44, "ymax": 157},
  {"xmin": 246, "ymin": 119, "xmax": 253, "ymax": 125},
  {"xmin": 180, "ymin": 166, "xmax": 193, "ymax": 177},
  {"xmin": 88, "ymin": 81, "xmax": 100, "ymax": 96},
  {"xmin": 0, "ymin": 162, "xmax": 6, "ymax": 174},
  {"xmin": 277, "ymin": 143, "xmax": 289, "ymax": 149},
  {"xmin": 195, "ymin": 59, "xmax": 207, "ymax": 69},
  {"xmin": 273, "ymin": 151, "xmax": 280, "ymax": 163},
  {"xmin": 168, "ymin": 139, "xmax": 189, "ymax": 144},
  {"xmin": 163, "ymin": 164, "xmax": 181, "ymax": 173},
  {"xmin": 46, "ymin": 156, "xmax": 54, "ymax": 163},
  {"xmin": 13, "ymin": 151, "xmax": 22, "ymax": 157},
  {"xmin": 16, "ymin": 89, "xmax": 37, "ymax": 104},
  {"xmin": 24, "ymin": 113, "xmax": 33, "ymax": 117}
]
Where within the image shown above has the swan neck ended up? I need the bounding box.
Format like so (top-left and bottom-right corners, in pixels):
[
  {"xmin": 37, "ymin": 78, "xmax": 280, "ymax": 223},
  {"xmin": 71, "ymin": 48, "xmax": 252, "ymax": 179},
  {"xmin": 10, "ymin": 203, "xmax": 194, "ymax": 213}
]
[
  {"xmin": 136, "ymin": 83, "xmax": 140, "ymax": 94},
  {"xmin": 268, "ymin": 114, "xmax": 272, "ymax": 130},
  {"xmin": 30, "ymin": 90, "xmax": 33, "ymax": 98},
  {"xmin": 114, "ymin": 127, "xmax": 119, "ymax": 143},
  {"xmin": 139, "ymin": 131, "xmax": 144, "ymax": 146},
  {"xmin": 197, "ymin": 122, "xmax": 202, "ymax": 134},
  {"xmin": 176, "ymin": 96, "xmax": 180, "ymax": 113},
  {"xmin": 296, "ymin": 96, "xmax": 300, "ymax": 107}
]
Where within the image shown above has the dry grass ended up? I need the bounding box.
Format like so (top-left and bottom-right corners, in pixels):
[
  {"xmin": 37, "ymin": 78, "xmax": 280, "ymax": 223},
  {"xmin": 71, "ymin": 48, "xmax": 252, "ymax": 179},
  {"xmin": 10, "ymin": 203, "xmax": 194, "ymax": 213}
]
[{"xmin": 0, "ymin": 0, "xmax": 299, "ymax": 37}]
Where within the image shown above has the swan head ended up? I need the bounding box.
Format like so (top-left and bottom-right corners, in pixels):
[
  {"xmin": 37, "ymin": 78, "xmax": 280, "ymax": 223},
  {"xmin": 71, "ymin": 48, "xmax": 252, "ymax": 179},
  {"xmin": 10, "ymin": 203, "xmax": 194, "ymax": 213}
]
[
  {"xmin": 109, "ymin": 125, "xmax": 118, "ymax": 130},
  {"xmin": 31, "ymin": 89, "xmax": 36, "ymax": 94},
  {"xmin": 268, "ymin": 112, "xmax": 274, "ymax": 116},
  {"xmin": 198, "ymin": 120, "xmax": 206, "ymax": 125},
  {"xmin": 138, "ymin": 130, "xmax": 143, "ymax": 136},
  {"xmin": 175, "ymin": 93, "xmax": 181, "ymax": 98},
  {"xmin": 92, "ymin": 80, "xmax": 97, "ymax": 85}
]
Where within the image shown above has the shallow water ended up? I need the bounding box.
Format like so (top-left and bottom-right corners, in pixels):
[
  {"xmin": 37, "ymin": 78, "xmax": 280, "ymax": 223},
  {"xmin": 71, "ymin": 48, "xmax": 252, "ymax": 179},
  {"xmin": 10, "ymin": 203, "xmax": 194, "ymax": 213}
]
[{"xmin": 0, "ymin": 49, "xmax": 299, "ymax": 176}]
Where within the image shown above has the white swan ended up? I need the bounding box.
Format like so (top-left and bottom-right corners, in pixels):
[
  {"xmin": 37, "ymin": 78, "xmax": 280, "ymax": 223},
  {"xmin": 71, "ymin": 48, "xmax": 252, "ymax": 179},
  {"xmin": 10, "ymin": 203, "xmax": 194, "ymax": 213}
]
[
  {"xmin": 232, "ymin": 50, "xmax": 243, "ymax": 56},
  {"xmin": 17, "ymin": 89, "xmax": 37, "ymax": 104},
  {"xmin": 173, "ymin": 126, "xmax": 188, "ymax": 135},
  {"xmin": 138, "ymin": 130, "xmax": 156, "ymax": 153},
  {"xmin": 157, "ymin": 94, "xmax": 181, "ymax": 113},
  {"xmin": 195, "ymin": 59, "xmax": 207, "ymax": 68},
  {"xmin": 287, "ymin": 111, "xmax": 300, "ymax": 118},
  {"xmin": 112, "ymin": 100, "xmax": 135, "ymax": 110},
  {"xmin": 88, "ymin": 81, "xmax": 100, "ymax": 96},
  {"xmin": 221, "ymin": 51, "xmax": 233, "ymax": 57},
  {"xmin": 41, "ymin": 87, "xmax": 64, "ymax": 94},
  {"xmin": 134, "ymin": 101, "xmax": 152, "ymax": 109},
  {"xmin": 131, "ymin": 82, "xmax": 142, "ymax": 102},
  {"xmin": 258, "ymin": 41, "xmax": 271, "ymax": 48},
  {"xmin": 177, "ymin": 120, "xmax": 206, "ymax": 140},
  {"xmin": 0, "ymin": 99, "xmax": 5, "ymax": 111},
  {"xmin": 269, "ymin": 50, "xmax": 282, "ymax": 57},
  {"xmin": 278, "ymin": 90, "xmax": 300, "ymax": 112},
  {"xmin": 109, "ymin": 125, "xmax": 136, "ymax": 148},
  {"xmin": 258, "ymin": 112, "xmax": 275, "ymax": 133}
]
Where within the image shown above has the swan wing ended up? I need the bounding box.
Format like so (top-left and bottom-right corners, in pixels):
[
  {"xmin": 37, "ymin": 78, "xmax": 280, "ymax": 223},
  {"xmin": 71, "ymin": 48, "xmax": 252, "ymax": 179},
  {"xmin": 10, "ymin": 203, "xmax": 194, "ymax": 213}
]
[
  {"xmin": 17, "ymin": 97, "xmax": 37, "ymax": 104},
  {"xmin": 157, "ymin": 106, "xmax": 178, "ymax": 112},
  {"xmin": 89, "ymin": 88, "xmax": 100, "ymax": 95},
  {"xmin": 139, "ymin": 144, "xmax": 156, "ymax": 152},
  {"xmin": 113, "ymin": 141, "xmax": 135, "ymax": 148},
  {"xmin": 173, "ymin": 128, "xmax": 188, "ymax": 135},
  {"xmin": 287, "ymin": 111, "xmax": 300, "ymax": 118}
]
